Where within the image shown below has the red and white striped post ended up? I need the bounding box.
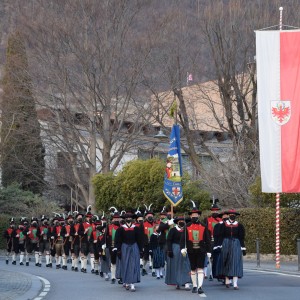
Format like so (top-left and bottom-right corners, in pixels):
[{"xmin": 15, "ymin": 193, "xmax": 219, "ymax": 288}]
[
  {"xmin": 275, "ymin": 7, "xmax": 283, "ymax": 270},
  {"xmin": 275, "ymin": 192, "xmax": 280, "ymax": 268}
]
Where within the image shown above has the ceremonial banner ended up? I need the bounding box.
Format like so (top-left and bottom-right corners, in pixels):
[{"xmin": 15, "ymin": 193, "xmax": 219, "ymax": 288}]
[
  {"xmin": 163, "ymin": 124, "xmax": 183, "ymax": 206},
  {"xmin": 256, "ymin": 30, "xmax": 300, "ymax": 192}
]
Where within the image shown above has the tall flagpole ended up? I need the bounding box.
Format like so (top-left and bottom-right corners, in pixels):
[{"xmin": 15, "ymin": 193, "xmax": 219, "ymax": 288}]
[
  {"xmin": 171, "ymin": 95, "xmax": 178, "ymax": 219},
  {"xmin": 275, "ymin": 6, "xmax": 283, "ymax": 270}
]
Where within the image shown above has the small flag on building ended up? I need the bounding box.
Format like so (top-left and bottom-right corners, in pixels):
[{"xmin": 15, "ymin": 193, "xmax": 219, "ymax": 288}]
[
  {"xmin": 163, "ymin": 124, "xmax": 183, "ymax": 206},
  {"xmin": 187, "ymin": 72, "xmax": 193, "ymax": 85}
]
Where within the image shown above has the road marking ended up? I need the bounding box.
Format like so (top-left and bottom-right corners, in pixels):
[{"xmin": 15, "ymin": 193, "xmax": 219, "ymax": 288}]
[
  {"xmin": 33, "ymin": 276, "xmax": 51, "ymax": 300},
  {"xmin": 246, "ymin": 268, "xmax": 300, "ymax": 278}
]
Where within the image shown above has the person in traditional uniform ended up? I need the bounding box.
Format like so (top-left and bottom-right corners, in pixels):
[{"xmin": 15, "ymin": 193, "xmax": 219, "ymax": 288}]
[
  {"xmin": 90, "ymin": 218, "xmax": 103, "ymax": 276},
  {"xmin": 51, "ymin": 215, "xmax": 65, "ymax": 269},
  {"xmin": 115, "ymin": 210, "xmax": 143, "ymax": 292},
  {"xmin": 20, "ymin": 218, "xmax": 30, "ymax": 266},
  {"xmin": 3, "ymin": 218, "xmax": 16, "ymax": 265},
  {"xmin": 219, "ymin": 209, "xmax": 246, "ymax": 290},
  {"xmin": 165, "ymin": 216, "xmax": 191, "ymax": 290},
  {"xmin": 13, "ymin": 218, "xmax": 27, "ymax": 265},
  {"xmin": 106, "ymin": 207, "xmax": 121, "ymax": 284},
  {"xmin": 203, "ymin": 198, "xmax": 221, "ymax": 280},
  {"xmin": 157, "ymin": 207, "xmax": 174, "ymax": 260},
  {"xmin": 212, "ymin": 211, "xmax": 229, "ymax": 281},
  {"xmin": 70, "ymin": 211, "xmax": 83, "ymax": 272},
  {"xmin": 181, "ymin": 201, "xmax": 211, "ymax": 296},
  {"xmin": 149, "ymin": 224, "xmax": 165, "ymax": 279},
  {"xmin": 85, "ymin": 206, "xmax": 95, "ymax": 273},
  {"xmin": 24, "ymin": 217, "xmax": 41, "ymax": 267},
  {"xmin": 49, "ymin": 217, "xmax": 56, "ymax": 267},
  {"xmin": 61, "ymin": 213, "xmax": 74, "ymax": 270},
  {"xmin": 39, "ymin": 215, "xmax": 51, "ymax": 267},
  {"xmin": 78, "ymin": 207, "xmax": 93, "ymax": 273},
  {"xmin": 134, "ymin": 207, "xmax": 145, "ymax": 269},
  {"xmin": 141, "ymin": 204, "xmax": 155, "ymax": 276}
]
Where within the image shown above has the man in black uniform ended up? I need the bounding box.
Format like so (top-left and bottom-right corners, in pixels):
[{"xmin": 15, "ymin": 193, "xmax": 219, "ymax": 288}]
[{"xmin": 181, "ymin": 201, "xmax": 211, "ymax": 296}]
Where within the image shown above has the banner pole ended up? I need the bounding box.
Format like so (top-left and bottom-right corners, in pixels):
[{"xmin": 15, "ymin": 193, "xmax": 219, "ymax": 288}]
[
  {"xmin": 275, "ymin": 6, "xmax": 283, "ymax": 270},
  {"xmin": 275, "ymin": 192, "xmax": 280, "ymax": 269},
  {"xmin": 279, "ymin": 7, "xmax": 283, "ymax": 30}
]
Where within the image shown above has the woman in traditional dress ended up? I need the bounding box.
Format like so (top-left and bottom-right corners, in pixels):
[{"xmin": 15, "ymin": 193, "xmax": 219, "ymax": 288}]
[
  {"xmin": 115, "ymin": 211, "xmax": 143, "ymax": 292},
  {"xmin": 165, "ymin": 216, "xmax": 191, "ymax": 290},
  {"xmin": 149, "ymin": 224, "xmax": 165, "ymax": 279},
  {"xmin": 219, "ymin": 209, "xmax": 246, "ymax": 290}
]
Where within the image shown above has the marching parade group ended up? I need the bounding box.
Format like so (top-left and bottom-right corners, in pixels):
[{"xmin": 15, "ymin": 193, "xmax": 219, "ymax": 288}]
[{"xmin": 3, "ymin": 200, "xmax": 246, "ymax": 296}]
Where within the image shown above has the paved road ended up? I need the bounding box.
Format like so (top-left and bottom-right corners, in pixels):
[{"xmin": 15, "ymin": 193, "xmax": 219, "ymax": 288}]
[{"xmin": 1, "ymin": 260, "xmax": 300, "ymax": 300}]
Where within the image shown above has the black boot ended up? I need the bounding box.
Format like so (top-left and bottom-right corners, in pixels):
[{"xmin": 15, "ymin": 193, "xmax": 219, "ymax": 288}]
[
  {"xmin": 141, "ymin": 269, "xmax": 147, "ymax": 276},
  {"xmin": 192, "ymin": 287, "xmax": 197, "ymax": 293},
  {"xmin": 198, "ymin": 287, "xmax": 205, "ymax": 295}
]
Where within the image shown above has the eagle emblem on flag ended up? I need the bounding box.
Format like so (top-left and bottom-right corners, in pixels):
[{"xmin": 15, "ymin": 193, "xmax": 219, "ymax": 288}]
[{"xmin": 271, "ymin": 101, "xmax": 291, "ymax": 125}]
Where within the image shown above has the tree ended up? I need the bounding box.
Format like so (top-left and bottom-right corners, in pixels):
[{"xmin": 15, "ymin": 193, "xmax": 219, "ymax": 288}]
[
  {"xmin": 0, "ymin": 32, "xmax": 45, "ymax": 194},
  {"xmin": 143, "ymin": 0, "xmax": 300, "ymax": 207},
  {"xmin": 17, "ymin": 0, "xmax": 155, "ymax": 209},
  {"xmin": 0, "ymin": 183, "xmax": 61, "ymax": 216}
]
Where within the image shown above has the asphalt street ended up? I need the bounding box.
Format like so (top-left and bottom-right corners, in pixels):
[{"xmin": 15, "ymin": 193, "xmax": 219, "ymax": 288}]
[{"xmin": 1, "ymin": 260, "xmax": 300, "ymax": 300}]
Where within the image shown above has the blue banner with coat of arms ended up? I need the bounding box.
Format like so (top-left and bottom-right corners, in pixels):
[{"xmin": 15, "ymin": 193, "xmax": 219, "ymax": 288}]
[{"xmin": 163, "ymin": 124, "xmax": 183, "ymax": 206}]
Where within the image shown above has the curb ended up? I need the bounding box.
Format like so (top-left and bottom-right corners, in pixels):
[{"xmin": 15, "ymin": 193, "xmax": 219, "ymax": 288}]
[{"xmin": 13, "ymin": 271, "xmax": 44, "ymax": 300}]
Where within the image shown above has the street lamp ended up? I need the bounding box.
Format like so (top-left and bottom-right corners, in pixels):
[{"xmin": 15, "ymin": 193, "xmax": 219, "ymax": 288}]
[
  {"xmin": 150, "ymin": 129, "xmax": 168, "ymax": 158},
  {"xmin": 154, "ymin": 129, "xmax": 168, "ymax": 140}
]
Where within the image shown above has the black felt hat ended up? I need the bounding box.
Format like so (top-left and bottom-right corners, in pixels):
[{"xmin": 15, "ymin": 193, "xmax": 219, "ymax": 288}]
[
  {"xmin": 174, "ymin": 216, "xmax": 185, "ymax": 224},
  {"xmin": 223, "ymin": 209, "xmax": 240, "ymax": 216},
  {"xmin": 210, "ymin": 198, "xmax": 221, "ymax": 211},
  {"xmin": 188, "ymin": 200, "xmax": 202, "ymax": 215}
]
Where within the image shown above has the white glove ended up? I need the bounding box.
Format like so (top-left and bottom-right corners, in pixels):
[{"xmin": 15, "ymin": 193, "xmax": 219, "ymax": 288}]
[
  {"xmin": 112, "ymin": 247, "xmax": 117, "ymax": 252},
  {"xmin": 167, "ymin": 219, "xmax": 174, "ymax": 225},
  {"xmin": 181, "ymin": 248, "xmax": 187, "ymax": 256},
  {"xmin": 102, "ymin": 244, "xmax": 106, "ymax": 250},
  {"xmin": 207, "ymin": 252, "xmax": 212, "ymax": 258}
]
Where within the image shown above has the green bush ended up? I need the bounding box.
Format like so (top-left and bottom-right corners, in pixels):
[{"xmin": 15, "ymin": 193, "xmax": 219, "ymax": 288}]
[
  {"xmin": 0, "ymin": 214, "xmax": 10, "ymax": 249},
  {"xmin": 0, "ymin": 184, "xmax": 62, "ymax": 249},
  {"xmin": 93, "ymin": 158, "xmax": 210, "ymax": 213}
]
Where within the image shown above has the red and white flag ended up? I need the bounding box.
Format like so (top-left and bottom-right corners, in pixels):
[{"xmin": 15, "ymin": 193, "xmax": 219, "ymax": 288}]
[
  {"xmin": 256, "ymin": 30, "xmax": 300, "ymax": 192},
  {"xmin": 187, "ymin": 72, "xmax": 193, "ymax": 84}
]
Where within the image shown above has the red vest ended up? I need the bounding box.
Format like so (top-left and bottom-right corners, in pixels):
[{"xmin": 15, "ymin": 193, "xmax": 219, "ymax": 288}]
[
  {"xmin": 108, "ymin": 224, "xmax": 119, "ymax": 241},
  {"xmin": 74, "ymin": 223, "xmax": 80, "ymax": 234},
  {"xmin": 207, "ymin": 216, "xmax": 222, "ymax": 238},
  {"xmin": 6, "ymin": 228, "xmax": 13, "ymax": 236},
  {"xmin": 65, "ymin": 225, "xmax": 71, "ymax": 235},
  {"xmin": 187, "ymin": 223, "xmax": 205, "ymax": 242},
  {"xmin": 28, "ymin": 226, "xmax": 39, "ymax": 242},
  {"xmin": 83, "ymin": 222, "xmax": 93, "ymax": 237},
  {"xmin": 143, "ymin": 221, "xmax": 154, "ymax": 240}
]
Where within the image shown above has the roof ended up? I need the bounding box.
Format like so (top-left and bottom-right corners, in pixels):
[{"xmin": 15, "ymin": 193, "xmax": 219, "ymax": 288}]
[{"xmin": 152, "ymin": 76, "xmax": 253, "ymax": 133}]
